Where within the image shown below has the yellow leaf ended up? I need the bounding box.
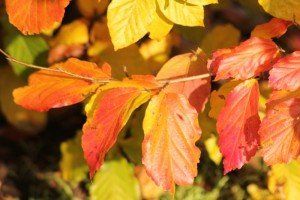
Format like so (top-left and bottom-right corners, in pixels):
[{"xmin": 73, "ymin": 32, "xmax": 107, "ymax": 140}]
[
  {"xmin": 258, "ymin": 0, "xmax": 300, "ymax": 24},
  {"xmin": 0, "ymin": 68, "xmax": 47, "ymax": 134},
  {"xmin": 59, "ymin": 132, "xmax": 88, "ymax": 187},
  {"xmin": 268, "ymin": 160, "xmax": 300, "ymax": 200},
  {"xmin": 148, "ymin": 8, "xmax": 174, "ymax": 40},
  {"xmin": 204, "ymin": 134, "xmax": 222, "ymax": 165},
  {"xmin": 97, "ymin": 44, "xmax": 152, "ymax": 79},
  {"xmin": 50, "ymin": 20, "xmax": 89, "ymax": 46},
  {"xmin": 186, "ymin": 0, "xmax": 218, "ymax": 6},
  {"xmin": 200, "ymin": 24, "xmax": 241, "ymax": 55},
  {"xmin": 139, "ymin": 36, "xmax": 173, "ymax": 73},
  {"xmin": 135, "ymin": 166, "xmax": 164, "ymax": 199},
  {"xmin": 107, "ymin": 0, "xmax": 156, "ymax": 50},
  {"xmin": 247, "ymin": 184, "xmax": 276, "ymax": 200},
  {"xmin": 157, "ymin": 0, "xmax": 205, "ymax": 26},
  {"xmin": 209, "ymin": 80, "xmax": 241, "ymax": 119}
]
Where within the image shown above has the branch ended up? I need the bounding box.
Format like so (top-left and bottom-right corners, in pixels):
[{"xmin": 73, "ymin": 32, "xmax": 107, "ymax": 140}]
[
  {"xmin": 0, "ymin": 48, "xmax": 211, "ymax": 87},
  {"xmin": 157, "ymin": 74, "xmax": 210, "ymax": 85},
  {"xmin": 0, "ymin": 49, "xmax": 111, "ymax": 83}
]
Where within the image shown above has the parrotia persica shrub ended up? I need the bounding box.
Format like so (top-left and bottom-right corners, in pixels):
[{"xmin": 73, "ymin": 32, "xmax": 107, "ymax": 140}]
[{"xmin": 1, "ymin": 0, "xmax": 300, "ymax": 198}]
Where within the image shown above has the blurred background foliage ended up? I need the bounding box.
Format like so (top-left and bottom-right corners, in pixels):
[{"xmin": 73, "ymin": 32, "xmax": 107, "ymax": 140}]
[{"xmin": 0, "ymin": 0, "xmax": 299, "ymax": 199}]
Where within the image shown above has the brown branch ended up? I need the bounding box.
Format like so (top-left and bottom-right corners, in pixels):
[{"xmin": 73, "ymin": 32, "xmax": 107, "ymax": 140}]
[
  {"xmin": 0, "ymin": 48, "xmax": 111, "ymax": 83},
  {"xmin": 0, "ymin": 48, "xmax": 211, "ymax": 87}
]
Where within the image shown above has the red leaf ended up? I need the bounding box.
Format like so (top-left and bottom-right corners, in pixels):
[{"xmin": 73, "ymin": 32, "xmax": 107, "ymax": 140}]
[
  {"xmin": 269, "ymin": 51, "xmax": 300, "ymax": 91},
  {"xmin": 156, "ymin": 50, "xmax": 211, "ymax": 112},
  {"xmin": 251, "ymin": 18, "xmax": 292, "ymax": 39},
  {"xmin": 5, "ymin": 0, "xmax": 70, "ymax": 34},
  {"xmin": 142, "ymin": 92, "xmax": 201, "ymax": 192},
  {"xmin": 82, "ymin": 85, "xmax": 151, "ymax": 177},
  {"xmin": 13, "ymin": 58, "xmax": 111, "ymax": 112},
  {"xmin": 217, "ymin": 79, "xmax": 261, "ymax": 173},
  {"xmin": 210, "ymin": 37, "xmax": 280, "ymax": 81},
  {"xmin": 259, "ymin": 90, "xmax": 300, "ymax": 165}
]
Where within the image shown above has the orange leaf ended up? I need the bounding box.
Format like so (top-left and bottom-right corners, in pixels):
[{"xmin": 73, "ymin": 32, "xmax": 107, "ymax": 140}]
[
  {"xmin": 156, "ymin": 50, "xmax": 211, "ymax": 112},
  {"xmin": 269, "ymin": 51, "xmax": 300, "ymax": 91},
  {"xmin": 5, "ymin": 0, "xmax": 70, "ymax": 34},
  {"xmin": 251, "ymin": 18, "xmax": 292, "ymax": 39},
  {"xmin": 217, "ymin": 79, "xmax": 261, "ymax": 173},
  {"xmin": 82, "ymin": 84, "xmax": 151, "ymax": 177},
  {"xmin": 210, "ymin": 37, "xmax": 280, "ymax": 81},
  {"xmin": 13, "ymin": 58, "xmax": 111, "ymax": 112},
  {"xmin": 259, "ymin": 90, "xmax": 300, "ymax": 165},
  {"xmin": 142, "ymin": 92, "xmax": 201, "ymax": 192}
]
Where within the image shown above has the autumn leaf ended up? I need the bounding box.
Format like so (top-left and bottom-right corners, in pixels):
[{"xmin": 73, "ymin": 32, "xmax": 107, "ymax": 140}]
[
  {"xmin": 217, "ymin": 79, "xmax": 261, "ymax": 173},
  {"xmin": 269, "ymin": 51, "xmax": 300, "ymax": 92},
  {"xmin": 107, "ymin": 0, "xmax": 156, "ymax": 50},
  {"xmin": 59, "ymin": 132, "xmax": 88, "ymax": 187},
  {"xmin": 251, "ymin": 18, "xmax": 292, "ymax": 39},
  {"xmin": 258, "ymin": 0, "xmax": 300, "ymax": 24},
  {"xmin": 147, "ymin": 8, "xmax": 174, "ymax": 40},
  {"xmin": 259, "ymin": 90, "xmax": 300, "ymax": 165},
  {"xmin": 90, "ymin": 159, "xmax": 141, "ymax": 200},
  {"xmin": 209, "ymin": 37, "xmax": 280, "ymax": 81},
  {"xmin": 5, "ymin": 0, "xmax": 70, "ymax": 34},
  {"xmin": 209, "ymin": 80, "xmax": 242, "ymax": 119},
  {"xmin": 82, "ymin": 80, "xmax": 152, "ymax": 177},
  {"xmin": 200, "ymin": 24, "xmax": 241, "ymax": 55},
  {"xmin": 156, "ymin": 0, "xmax": 204, "ymax": 27},
  {"xmin": 135, "ymin": 166, "xmax": 164, "ymax": 199},
  {"xmin": 142, "ymin": 91, "xmax": 201, "ymax": 192},
  {"xmin": 13, "ymin": 58, "xmax": 111, "ymax": 112},
  {"xmin": 156, "ymin": 50, "xmax": 211, "ymax": 112},
  {"xmin": 268, "ymin": 160, "xmax": 300, "ymax": 200}
]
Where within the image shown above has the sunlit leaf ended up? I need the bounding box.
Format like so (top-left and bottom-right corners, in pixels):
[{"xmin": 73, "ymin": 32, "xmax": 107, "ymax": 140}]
[
  {"xmin": 5, "ymin": 0, "xmax": 70, "ymax": 34},
  {"xmin": 90, "ymin": 159, "xmax": 141, "ymax": 200},
  {"xmin": 217, "ymin": 79, "xmax": 260, "ymax": 173},
  {"xmin": 13, "ymin": 59, "xmax": 111, "ymax": 111},
  {"xmin": 143, "ymin": 91, "xmax": 201, "ymax": 192}
]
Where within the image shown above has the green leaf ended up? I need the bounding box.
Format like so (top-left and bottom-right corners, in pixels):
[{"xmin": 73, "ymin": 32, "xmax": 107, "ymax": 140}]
[
  {"xmin": 1, "ymin": 17, "xmax": 49, "ymax": 76},
  {"xmin": 59, "ymin": 132, "xmax": 88, "ymax": 187},
  {"xmin": 90, "ymin": 159, "xmax": 141, "ymax": 200}
]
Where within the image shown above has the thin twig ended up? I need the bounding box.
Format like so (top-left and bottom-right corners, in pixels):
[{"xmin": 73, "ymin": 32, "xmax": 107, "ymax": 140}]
[
  {"xmin": 0, "ymin": 48, "xmax": 211, "ymax": 87},
  {"xmin": 157, "ymin": 73, "xmax": 211, "ymax": 85},
  {"xmin": 0, "ymin": 48, "xmax": 111, "ymax": 83}
]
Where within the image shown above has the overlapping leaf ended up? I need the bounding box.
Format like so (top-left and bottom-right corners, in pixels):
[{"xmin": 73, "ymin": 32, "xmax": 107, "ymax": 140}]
[
  {"xmin": 258, "ymin": 0, "xmax": 300, "ymax": 24},
  {"xmin": 13, "ymin": 59, "xmax": 111, "ymax": 112},
  {"xmin": 107, "ymin": 0, "xmax": 156, "ymax": 50},
  {"xmin": 209, "ymin": 37, "xmax": 280, "ymax": 80},
  {"xmin": 156, "ymin": 50, "xmax": 211, "ymax": 112},
  {"xmin": 251, "ymin": 18, "xmax": 291, "ymax": 39},
  {"xmin": 157, "ymin": 0, "xmax": 204, "ymax": 27},
  {"xmin": 217, "ymin": 79, "xmax": 261, "ymax": 173},
  {"xmin": 269, "ymin": 51, "xmax": 300, "ymax": 91},
  {"xmin": 82, "ymin": 79, "xmax": 153, "ymax": 177},
  {"xmin": 142, "ymin": 91, "xmax": 201, "ymax": 192},
  {"xmin": 259, "ymin": 90, "xmax": 300, "ymax": 165},
  {"xmin": 5, "ymin": 0, "xmax": 70, "ymax": 34}
]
